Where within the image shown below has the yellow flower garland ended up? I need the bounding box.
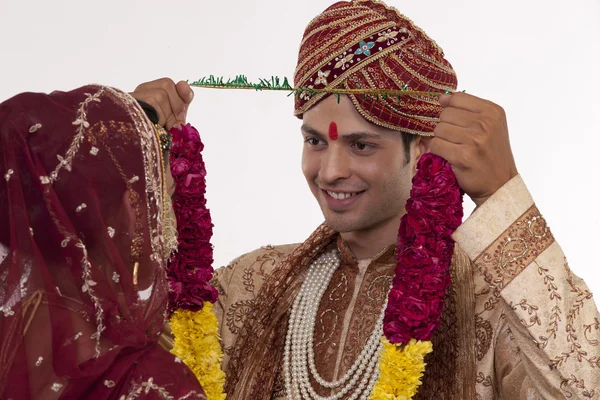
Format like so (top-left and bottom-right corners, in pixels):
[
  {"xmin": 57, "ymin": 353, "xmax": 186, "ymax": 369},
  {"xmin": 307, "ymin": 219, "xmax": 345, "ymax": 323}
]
[
  {"xmin": 169, "ymin": 304, "xmax": 430, "ymax": 400},
  {"xmin": 169, "ymin": 303, "xmax": 226, "ymax": 400},
  {"xmin": 369, "ymin": 338, "xmax": 433, "ymax": 400}
]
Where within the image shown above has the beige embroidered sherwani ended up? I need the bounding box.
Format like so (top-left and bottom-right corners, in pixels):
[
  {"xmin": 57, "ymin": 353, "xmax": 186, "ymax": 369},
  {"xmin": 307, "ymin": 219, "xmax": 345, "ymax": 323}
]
[{"xmin": 213, "ymin": 176, "xmax": 600, "ymax": 399}]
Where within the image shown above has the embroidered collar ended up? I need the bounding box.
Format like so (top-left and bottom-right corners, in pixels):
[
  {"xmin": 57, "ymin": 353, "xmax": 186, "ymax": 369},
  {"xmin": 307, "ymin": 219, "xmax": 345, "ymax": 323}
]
[{"xmin": 335, "ymin": 235, "xmax": 396, "ymax": 268}]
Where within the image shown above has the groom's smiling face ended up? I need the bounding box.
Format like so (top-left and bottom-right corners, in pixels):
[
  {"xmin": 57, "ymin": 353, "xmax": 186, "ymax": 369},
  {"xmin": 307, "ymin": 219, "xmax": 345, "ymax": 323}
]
[{"xmin": 301, "ymin": 95, "xmax": 424, "ymax": 234}]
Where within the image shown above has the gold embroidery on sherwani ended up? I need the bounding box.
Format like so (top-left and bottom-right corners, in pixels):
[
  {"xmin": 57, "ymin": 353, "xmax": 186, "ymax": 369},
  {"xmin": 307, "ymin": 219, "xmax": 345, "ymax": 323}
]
[
  {"xmin": 474, "ymin": 205, "xmax": 554, "ymax": 292},
  {"xmin": 471, "ymin": 205, "xmax": 555, "ymax": 363},
  {"xmin": 219, "ymin": 246, "xmax": 288, "ymax": 356},
  {"xmin": 464, "ymin": 183, "xmax": 599, "ymax": 399},
  {"xmin": 220, "ymin": 224, "xmax": 337, "ymax": 400}
]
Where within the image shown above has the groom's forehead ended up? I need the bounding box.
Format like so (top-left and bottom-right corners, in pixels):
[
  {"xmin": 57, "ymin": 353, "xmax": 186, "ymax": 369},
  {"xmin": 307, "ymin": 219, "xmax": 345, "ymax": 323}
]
[{"xmin": 303, "ymin": 100, "xmax": 400, "ymax": 136}]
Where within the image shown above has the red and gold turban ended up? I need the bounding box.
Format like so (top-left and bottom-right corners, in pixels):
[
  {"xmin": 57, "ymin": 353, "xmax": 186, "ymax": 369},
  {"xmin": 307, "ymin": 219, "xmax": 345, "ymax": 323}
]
[{"xmin": 294, "ymin": 0, "xmax": 458, "ymax": 136}]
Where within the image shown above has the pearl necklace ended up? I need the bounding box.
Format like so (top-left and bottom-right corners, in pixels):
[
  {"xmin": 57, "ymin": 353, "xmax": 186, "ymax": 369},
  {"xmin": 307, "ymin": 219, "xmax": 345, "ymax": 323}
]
[{"xmin": 284, "ymin": 249, "xmax": 386, "ymax": 400}]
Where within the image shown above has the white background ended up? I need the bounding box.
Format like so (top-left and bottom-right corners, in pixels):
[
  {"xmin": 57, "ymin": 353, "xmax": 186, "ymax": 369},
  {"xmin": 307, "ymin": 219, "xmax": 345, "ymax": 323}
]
[{"xmin": 1, "ymin": 0, "xmax": 599, "ymax": 297}]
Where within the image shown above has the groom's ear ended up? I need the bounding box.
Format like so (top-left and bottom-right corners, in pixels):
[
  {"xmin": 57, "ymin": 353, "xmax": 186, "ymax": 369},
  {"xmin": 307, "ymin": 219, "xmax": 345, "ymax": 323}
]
[
  {"xmin": 411, "ymin": 136, "xmax": 431, "ymax": 173},
  {"xmin": 418, "ymin": 136, "xmax": 432, "ymax": 157}
]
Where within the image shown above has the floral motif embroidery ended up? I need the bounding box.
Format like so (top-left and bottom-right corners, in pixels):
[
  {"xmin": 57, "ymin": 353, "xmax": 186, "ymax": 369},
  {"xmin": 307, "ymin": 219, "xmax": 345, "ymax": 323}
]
[
  {"xmin": 473, "ymin": 204, "xmax": 599, "ymax": 399},
  {"xmin": 1, "ymin": 306, "xmax": 14, "ymax": 317},
  {"xmin": 74, "ymin": 240, "xmax": 104, "ymax": 355},
  {"xmin": 511, "ymin": 299, "xmax": 541, "ymax": 328},
  {"xmin": 475, "ymin": 206, "xmax": 554, "ymax": 291},
  {"xmin": 532, "ymin": 264, "xmax": 561, "ymax": 348},
  {"xmin": 476, "ymin": 372, "xmax": 493, "ymax": 388},
  {"xmin": 377, "ymin": 29, "xmax": 401, "ymax": 45},
  {"xmin": 475, "ymin": 316, "xmax": 493, "ymax": 361},
  {"xmin": 51, "ymin": 383, "xmax": 63, "ymax": 392},
  {"xmin": 299, "ymin": 85, "xmax": 314, "ymax": 101},
  {"xmin": 47, "ymin": 90, "xmax": 103, "ymax": 184},
  {"xmin": 4, "ymin": 169, "xmax": 13, "ymax": 182},
  {"xmin": 314, "ymin": 70, "xmax": 331, "ymax": 86},
  {"xmin": 334, "ymin": 52, "xmax": 355, "ymax": 70},
  {"xmin": 124, "ymin": 376, "xmax": 206, "ymax": 399},
  {"xmin": 354, "ymin": 40, "xmax": 375, "ymax": 56},
  {"xmin": 560, "ymin": 375, "xmax": 596, "ymax": 398},
  {"xmin": 226, "ymin": 300, "xmax": 255, "ymax": 335},
  {"xmin": 584, "ymin": 318, "xmax": 600, "ymax": 347},
  {"xmin": 56, "ymin": 154, "xmax": 72, "ymax": 172},
  {"xmin": 546, "ymin": 260, "xmax": 600, "ymax": 371},
  {"xmin": 29, "ymin": 123, "xmax": 42, "ymax": 133}
]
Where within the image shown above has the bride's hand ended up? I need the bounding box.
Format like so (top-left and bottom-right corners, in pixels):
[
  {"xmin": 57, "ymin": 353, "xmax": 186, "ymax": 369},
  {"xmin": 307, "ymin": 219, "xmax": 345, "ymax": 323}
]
[{"xmin": 131, "ymin": 78, "xmax": 194, "ymax": 129}]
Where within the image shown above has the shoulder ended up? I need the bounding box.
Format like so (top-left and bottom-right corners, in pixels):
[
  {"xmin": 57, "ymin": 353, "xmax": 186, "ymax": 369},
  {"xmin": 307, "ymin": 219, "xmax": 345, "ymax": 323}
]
[
  {"xmin": 212, "ymin": 243, "xmax": 300, "ymax": 357},
  {"xmin": 212, "ymin": 243, "xmax": 300, "ymax": 296}
]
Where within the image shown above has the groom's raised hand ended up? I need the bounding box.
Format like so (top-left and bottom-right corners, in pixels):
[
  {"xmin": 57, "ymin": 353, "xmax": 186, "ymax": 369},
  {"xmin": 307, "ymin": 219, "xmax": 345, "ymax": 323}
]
[{"xmin": 131, "ymin": 78, "xmax": 194, "ymax": 129}]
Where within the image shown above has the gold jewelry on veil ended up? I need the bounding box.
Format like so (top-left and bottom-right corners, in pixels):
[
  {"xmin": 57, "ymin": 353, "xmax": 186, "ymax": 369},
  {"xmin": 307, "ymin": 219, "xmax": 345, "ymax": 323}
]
[
  {"xmin": 163, "ymin": 191, "xmax": 178, "ymax": 258},
  {"xmin": 152, "ymin": 123, "xmax": 179, "ymax": 260},
  {"xmin": 133, "ymin": 262, "xmax": 139, "ymax": 285}
]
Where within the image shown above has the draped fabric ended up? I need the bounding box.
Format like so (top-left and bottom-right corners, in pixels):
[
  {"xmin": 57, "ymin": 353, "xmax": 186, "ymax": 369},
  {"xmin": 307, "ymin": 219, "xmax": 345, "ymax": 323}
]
[{"xmin": 0, "ymin": 85, "xmax": 206, "ymax": 399}]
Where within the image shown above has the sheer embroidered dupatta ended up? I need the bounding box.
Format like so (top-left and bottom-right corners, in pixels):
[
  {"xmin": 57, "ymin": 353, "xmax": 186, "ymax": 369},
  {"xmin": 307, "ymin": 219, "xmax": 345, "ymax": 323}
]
[{"xmin": 0, "ymin": 85, "xmax": 205, "ymax": 399}]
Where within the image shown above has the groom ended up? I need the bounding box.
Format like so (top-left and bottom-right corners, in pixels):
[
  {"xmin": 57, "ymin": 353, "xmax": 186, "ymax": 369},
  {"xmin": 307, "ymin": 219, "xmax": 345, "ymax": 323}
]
[{"xmin": 133, "ymin": 1, "xmax": 600, "ymax": 398}]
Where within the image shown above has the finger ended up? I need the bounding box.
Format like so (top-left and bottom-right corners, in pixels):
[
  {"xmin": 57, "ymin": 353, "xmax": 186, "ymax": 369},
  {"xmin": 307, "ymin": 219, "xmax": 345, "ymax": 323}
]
[
  {"xmin": 429, "ymin": 137, "xmax": 466, "ymax": 168},
  {"xmin": 433, "ymin": 121, "xmax": 472, "ymax": 145},
  {"xmin": 439, "ymin": 94, "xmax": 452, "ymax": 108},
  {"xmin": 156, "ymin": 80, "xmax": 187, "ymax": 123},
  {"xmin": 149, "ymin": 88, "xmax": 179, "ymax": 129},
  {"xmin": 174, "ymin": 81, "xmax": 193, "ymax": 123},
  {"xmin": 439, "ymin": 92, "xmax": 487, "ymax": 113},
  {"xmin": 176, "ymin": 81, "xmax": 194, "ymax": 104},
  {"xmin": 439, "ymin": 107, "xmax": 477, "ymax": 129}
]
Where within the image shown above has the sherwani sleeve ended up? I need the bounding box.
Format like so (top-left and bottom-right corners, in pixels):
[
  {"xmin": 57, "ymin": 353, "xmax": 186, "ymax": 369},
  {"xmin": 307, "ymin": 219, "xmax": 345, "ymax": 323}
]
[
  {"xmin": 453, "ymin": 175, "xmax": 600, "ymax": 399},
  {"xmin": 211, "ymin": 265, "xmax": 232, "ymax": 338},
  {"xmin": 210, "ymin": 262, "xmax": 239, "ymax": 372}
]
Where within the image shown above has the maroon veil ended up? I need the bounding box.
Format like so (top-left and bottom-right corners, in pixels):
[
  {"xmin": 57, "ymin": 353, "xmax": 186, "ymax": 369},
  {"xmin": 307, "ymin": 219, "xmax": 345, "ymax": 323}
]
[{"xmin": 0, "ymin": 85, "xmax": 206, "ymax": 399}]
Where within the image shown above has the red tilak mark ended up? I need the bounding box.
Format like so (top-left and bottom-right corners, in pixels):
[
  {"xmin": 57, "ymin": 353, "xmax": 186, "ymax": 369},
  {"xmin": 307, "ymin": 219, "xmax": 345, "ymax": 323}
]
[{"xmin": 328, "ymin": 122, "xmax": 339, "ymax": 140}]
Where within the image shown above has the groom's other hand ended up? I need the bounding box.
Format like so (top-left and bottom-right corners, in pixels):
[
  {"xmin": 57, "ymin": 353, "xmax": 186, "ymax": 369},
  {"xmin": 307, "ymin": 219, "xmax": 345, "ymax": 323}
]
[{"xmin": 131, "ymin": 78, "xmax": 194, "ymax": 129}]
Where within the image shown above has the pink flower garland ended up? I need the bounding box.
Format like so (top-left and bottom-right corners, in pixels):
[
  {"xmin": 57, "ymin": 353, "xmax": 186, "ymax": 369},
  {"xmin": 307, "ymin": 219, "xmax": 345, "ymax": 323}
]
[
  {"xmin": 383, "ymin": 153, "xmax": 463, "ymax": 344},
  {"xmin": 166, "ymin": 123, "xmax": 218, "ymax": 315}
]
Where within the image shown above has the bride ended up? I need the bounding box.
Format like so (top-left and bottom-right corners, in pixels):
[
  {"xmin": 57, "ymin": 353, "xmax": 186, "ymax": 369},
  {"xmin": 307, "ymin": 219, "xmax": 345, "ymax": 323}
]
[{"xmin": 0, "ymin": 84, "xmax": 205, "ymax": 399}]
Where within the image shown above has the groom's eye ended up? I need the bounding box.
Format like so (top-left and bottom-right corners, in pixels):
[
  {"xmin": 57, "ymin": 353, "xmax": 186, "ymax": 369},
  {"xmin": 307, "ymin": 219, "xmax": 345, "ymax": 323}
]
[{"xmin": 305, "ymin": 137, "xmax": 324, "ymax": 146}]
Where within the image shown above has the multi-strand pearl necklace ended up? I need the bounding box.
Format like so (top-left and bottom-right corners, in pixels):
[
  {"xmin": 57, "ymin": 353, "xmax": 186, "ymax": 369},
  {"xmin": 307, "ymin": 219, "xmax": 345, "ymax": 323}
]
[{"xmin": 284, "ymin": 249, "xmax": 386, "ymax": 400}]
